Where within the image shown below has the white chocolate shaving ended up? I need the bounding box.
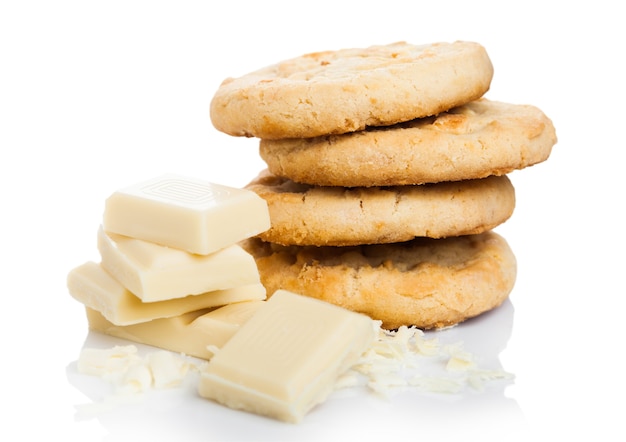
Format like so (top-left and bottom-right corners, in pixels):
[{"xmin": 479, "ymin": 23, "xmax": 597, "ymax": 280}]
[{"xmin": 342, "ymin": 322, "xmax": 514, "ymax": 396}]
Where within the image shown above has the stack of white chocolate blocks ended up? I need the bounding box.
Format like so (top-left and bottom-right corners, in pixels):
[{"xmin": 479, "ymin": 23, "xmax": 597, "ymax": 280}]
[
  {"xmin": 67, "ymin": 174, "xmax": 273, "ymax": 360},
  {"xmin": 68, "ymin": 174, "xmax": 377, "ymax": 423}
]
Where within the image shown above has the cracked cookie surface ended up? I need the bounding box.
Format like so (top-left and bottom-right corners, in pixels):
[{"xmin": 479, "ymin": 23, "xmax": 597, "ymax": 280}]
[
  {"xmin": 259, "ymin": 98, "xmax": 557, "ymax": 186},
  {"xmin": 245, "ymin": 170, "xmax": 515, "ymax": 246},
  {"xmin": 210, "ymin": 41, "xmax": 493, "ymax": 139},
  {"xmin": 241, "ymin": 231, "xmax": 516, "ymax": 329}
]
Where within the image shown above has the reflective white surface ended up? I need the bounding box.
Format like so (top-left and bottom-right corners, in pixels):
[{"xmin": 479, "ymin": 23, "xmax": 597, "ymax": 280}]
[
  {"xmin": 2, "ymin": 1, "xmax": 624, "ymax": 441},
  {"xmin": 64, "ymin": 299, "xmax": 521, "ymax": 441}
]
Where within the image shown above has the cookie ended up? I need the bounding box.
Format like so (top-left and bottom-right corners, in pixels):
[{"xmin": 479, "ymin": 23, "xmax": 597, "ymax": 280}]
[
  {"xmin": 210, "ymin": 41, "xmax": 493, "ymax": 139},
  {"xmin": 245, "ymin": 170, "xmax": 515, "ymax": 246},
  {"xmin": 259, "ymin": 98, "xmax": 557, "ymax": 187},
  {"xmin": 241, "ymin": 231, "xmax": 516, "ymax": 329}
]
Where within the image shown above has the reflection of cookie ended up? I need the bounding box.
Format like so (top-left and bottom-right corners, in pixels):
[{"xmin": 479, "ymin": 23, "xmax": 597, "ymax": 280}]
[
  {"xmin": 241, "ymin": 231, "xmax": 516, "ymax": 329},
  {"xmin": 260, "ymin": 99, "xmax": 557, "ymax": 187},
  {"xmin": 211, "ymin": 41, "xmax": 493, "ymax": 139},
  {"xmin": 245, "ymin": 170, "xmax": 515, "ymax": 246}
]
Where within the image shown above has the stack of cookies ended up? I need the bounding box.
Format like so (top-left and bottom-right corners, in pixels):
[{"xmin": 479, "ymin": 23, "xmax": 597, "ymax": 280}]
[{"xmin": 210, "ymin": 41, "xmax": 557, "ymax": 329}]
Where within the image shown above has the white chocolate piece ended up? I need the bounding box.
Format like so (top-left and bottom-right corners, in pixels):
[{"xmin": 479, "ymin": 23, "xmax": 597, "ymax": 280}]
[
  {"xmin": 102, "ymin": 174, "xmax": 271, "ymax": 255},
  {"xmin": 183, "ymin": 301, "xmax": 267, "ymax": 347},
  {"xmin": 198, "ymin": 290, "xmax": 376, "ymax": 423},
  {"xmin": 77, "ymin": 345, "xmax": 192, "ymax": 393},
  {"xmin": 145, "ymin": 351, "xmax": 190, "ymax": 389},
  {"xmin": 77, "ymin": 345, "xmax": 141, "ymax": 377},
  {"xmin": 97, "ymin": 226, "xmax": 261, "ymax": 302},
  {"xmin": 67, "ymin": 261, "xmax": 266, "ymax": 325},
  {"xmin": 85, "ymin": 301, "xmax": 264, "ymax": 360}
]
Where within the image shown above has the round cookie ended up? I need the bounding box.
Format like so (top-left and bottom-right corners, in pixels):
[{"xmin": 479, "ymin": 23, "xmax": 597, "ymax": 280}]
[
  {"xmin": 245, "ymin": 170, "xmax": 515, "ymax": 246},
  {"xmin": 210, "ymin": 41, "xmax": 493, "ymax": 139},
  {"xmin": 260, "ymin": 98, "xmax": 557, "ymax": 187},
  {"xmin": 241, "ymin": 231, "xmax": 517, "ymax": 329}
]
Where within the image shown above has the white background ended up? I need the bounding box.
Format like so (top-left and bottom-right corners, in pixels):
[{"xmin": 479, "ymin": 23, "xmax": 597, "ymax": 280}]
[{"xmin": 1, "ymin": 1, "xmax": 624, "ymax": 441}]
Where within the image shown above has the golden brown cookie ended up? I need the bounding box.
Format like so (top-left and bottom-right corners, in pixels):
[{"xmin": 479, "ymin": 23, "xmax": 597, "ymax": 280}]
[
  {"xmin": 210, "ymin": 41, "xmax": 493, "ymax": 139},
  {"xmin": 259, "ymin": 98, "xmax": 557, "ymax": 186},
  {"xmin": 241, "ymin": 231, "xmax": 516, "ymax": 329},
  {"xmin": 245, "ymin": 170, "xmax": 515, "ymax": 246}
]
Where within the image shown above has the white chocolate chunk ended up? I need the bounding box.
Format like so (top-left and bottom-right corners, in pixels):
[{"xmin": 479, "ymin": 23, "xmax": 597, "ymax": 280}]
[
  {"xmin": 85, "ymin": 300, "xmax": 264, "ymax": 360},
  {"xmin": 186, "ymin": 301, "xmax": 267, "ymax": 348},
  {"xmin": 102, "ymin": 174, "xmax": 271, "ymax": 255},
  {"xmin": 198, "ymin": 290, "xmax": 376, "ymax": 423},
  {"xmin": 77, "ymin": 345, "xmax": 141, "ymax": 378},
  {"xmin": 76, "ymin": 345, "xmax": 194, "ymax": 395},
  {"xmin": 97, "ymin": 226, "xmax": 261, "ymax": 302},
  {"xmin": 67, "ymin": 261, "xmax": 266, "ymax": 325},
  {"xmin": 118, "ymin": 362, "xmax": 153, "ymax": 394},
  {"xmin": 145, "ymin": 351, "xmax": 190, "ymax": 389}
]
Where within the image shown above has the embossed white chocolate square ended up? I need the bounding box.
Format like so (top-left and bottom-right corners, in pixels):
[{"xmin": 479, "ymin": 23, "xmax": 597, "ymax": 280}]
[
  {"xmin": 102, "ymin": 174, "xmax": 270, "ymax": 255},
  {"xmin": 85, "ymin": 300, "xmax": 264, "ymax": 360},
  {"xmin": 67, "ymin": 261, "xmax": 266, "ymax": 325},
  {"xmin": 198, "ymin": 289, "xmax": 376, "ymax": 423},
  {"xmin": 97, "ymin": 226, "xmax": 261, "ymax": 302}
]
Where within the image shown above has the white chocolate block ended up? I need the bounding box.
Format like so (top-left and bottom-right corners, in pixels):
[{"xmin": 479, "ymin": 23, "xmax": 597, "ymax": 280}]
[
  {"xmin": 67, "ymin": 261, "xmax": 266, "ymax": 325},
  {"xmin": 102, "ymin": 174, "xmax": 271, "ymax": 255},
  {"xmin": 184, "ymin": 301, "xmax": 267, "ymax": 347},
  {"xmin": 97, "ymin": 226, "xmax": 261, "ymax": 302},
  {"xmin": 85, "ymin": 301, "xmax": 265, "ymax": 360},
  {"xmin": 198, "ymin": 290, "xmax": 376, "ymax": 423}
]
